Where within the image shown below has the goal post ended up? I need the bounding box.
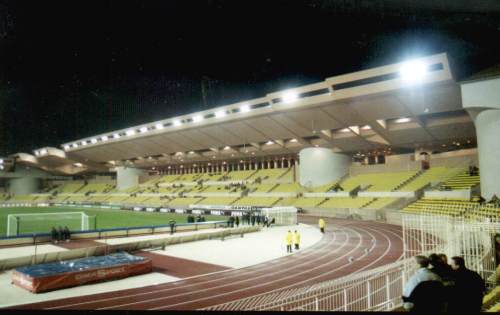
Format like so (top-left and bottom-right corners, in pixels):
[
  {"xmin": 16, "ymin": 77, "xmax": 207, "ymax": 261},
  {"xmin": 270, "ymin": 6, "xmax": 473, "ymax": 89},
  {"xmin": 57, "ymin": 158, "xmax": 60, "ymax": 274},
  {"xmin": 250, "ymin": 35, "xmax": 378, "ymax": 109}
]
[
  {"xmin": 261, "ymin": 207, "xmax": 298, "ymax": 226},
  {"xmin": 6, "ymin": 212, "xmax": 95, "ymax": 237}
]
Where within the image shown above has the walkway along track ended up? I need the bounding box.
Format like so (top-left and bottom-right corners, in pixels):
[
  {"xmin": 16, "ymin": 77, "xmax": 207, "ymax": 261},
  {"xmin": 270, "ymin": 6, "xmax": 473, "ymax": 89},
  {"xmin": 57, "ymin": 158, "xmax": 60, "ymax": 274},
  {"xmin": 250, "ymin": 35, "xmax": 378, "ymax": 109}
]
[{"xmin": 13, "ymin": 216, "xmax": 404, "ymax": 310}]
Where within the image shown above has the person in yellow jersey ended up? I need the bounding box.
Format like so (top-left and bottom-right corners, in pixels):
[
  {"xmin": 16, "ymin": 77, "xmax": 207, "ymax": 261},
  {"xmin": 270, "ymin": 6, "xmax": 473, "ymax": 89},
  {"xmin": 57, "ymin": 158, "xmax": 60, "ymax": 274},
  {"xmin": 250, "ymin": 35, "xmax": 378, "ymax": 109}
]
[
  {"xmin": 293, "ymin": 230, "xmax": 301, "ymax": 250},
  {"xmin": 286, "ymin": 230, "xmax": 293, "ymax": 253},
  {"xmin": 319, "ymin": 218, "xmax": 325, "ymax": 233}
]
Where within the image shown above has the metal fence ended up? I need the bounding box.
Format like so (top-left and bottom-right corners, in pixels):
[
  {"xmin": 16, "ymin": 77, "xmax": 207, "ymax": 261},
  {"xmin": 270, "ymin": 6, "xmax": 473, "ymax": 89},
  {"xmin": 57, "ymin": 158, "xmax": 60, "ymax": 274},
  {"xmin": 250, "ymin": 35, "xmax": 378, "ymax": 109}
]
[
  {"xmin": 402, "ymin": 213, "xmax": 500, "ymax": 288},
  {"xmin": 205, "ymin": 259, "xmax": 414, "ymax": 311}
]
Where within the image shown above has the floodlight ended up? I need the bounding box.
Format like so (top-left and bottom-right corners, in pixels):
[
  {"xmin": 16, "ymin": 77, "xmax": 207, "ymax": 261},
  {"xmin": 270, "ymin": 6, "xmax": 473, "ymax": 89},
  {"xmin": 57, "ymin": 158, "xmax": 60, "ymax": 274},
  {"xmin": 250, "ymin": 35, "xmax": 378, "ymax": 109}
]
[
  {"xmin": 63, "ymin": 145, "xmax": 70, "ymax": 150},
  {"xmin": 361, "ymin": 125, "xmax": 371, "ymax": 130},
  {"xmin": 192, "ymin": 115, "xmax": 203, "ymax": 123},
  {"xmin": 113, "ymin": 133, "xmax": 121, "ymax": 139},
  {"xmin": 0, "ymin": 159, "xmax": 3, "ymax": 164},
  {"xmin": 101, "ymin": 135, "xmax": 109, "ymax": 142},
  {"xmin": 173, "ymin": 120, "xmax": 182, "ymax": 127},
  {"xmin": 266, "ymin": 140, "xmax": 274, "ymax": 145},
  {"xmin": 91, "ymin": 138, "xmax": 97, "ymax": 144},
  {"xmin": 394, "ymin": 117, "xmax": 411, "ymax": 123},
  {"xmin": 81, "ymin": 141, "xmax": 88, "ymax": 146},
  {"xmin": 240, "ymin": 104, "xmax": 251, "ymax": 113},
  {"xmin": 223, "ymin": 146, "xmax": 231, "ymax": 150},
  {"xmin": 155, "ymin": 123, "xmax": 164, "ymax": 130},
  {"xmin": 399, "ymin": 60, "xmax": 428, "ymax": 83},
  {"xmin": 189, "ymin": 151, "xmax": 195, "ymax": 154},
  {"xmin": 282, "ymin": 91, "xmax": 299, "ymax": 104},
  {"xmin": 289, "ymin": 138, "xmax": 298, "ymax": 143},
  {"xmin": 126, "ymin": 130, "xmax": 136, "ymax": 136},
  {"xmin": 40, "ymin": 149, "xmax": 48, "ymax": 155},
  {"xmin": 340, "ymin": 128, "xmax": 350, "ymax": 133},
  {"xmin": 0, "ymin": 165, "xmax": 3, "ymax": 170},
  {"xmin": 73, "ymin": 163, "xmax": 83, "ymax": 167},
  {"xmin": 72, "ymin": 143, "xmax": 78, "ymax": 148},
  {"xmin": 215, "ymin": 110, "xmax": 227, "ymax": 118},
  {"xmin": 139, "ymin": 127, "xmax": 148, "ymax": 133}
]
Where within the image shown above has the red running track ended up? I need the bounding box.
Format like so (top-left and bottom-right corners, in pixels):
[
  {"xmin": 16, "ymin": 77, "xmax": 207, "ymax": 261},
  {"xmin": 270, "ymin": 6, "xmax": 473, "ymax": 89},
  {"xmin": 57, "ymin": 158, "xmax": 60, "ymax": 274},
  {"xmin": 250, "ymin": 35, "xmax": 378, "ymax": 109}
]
[{"xmin": 12, "ymin": 216, "xmax": 404, "ymax": 310}]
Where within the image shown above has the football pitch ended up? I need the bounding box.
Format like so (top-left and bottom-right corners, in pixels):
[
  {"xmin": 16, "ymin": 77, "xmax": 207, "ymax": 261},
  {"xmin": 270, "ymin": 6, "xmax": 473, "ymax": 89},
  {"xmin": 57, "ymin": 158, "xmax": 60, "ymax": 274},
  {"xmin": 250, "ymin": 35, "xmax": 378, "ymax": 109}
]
[{"xmin": 0, "ymin": 206, "xmax": 225, "ymax": 237}]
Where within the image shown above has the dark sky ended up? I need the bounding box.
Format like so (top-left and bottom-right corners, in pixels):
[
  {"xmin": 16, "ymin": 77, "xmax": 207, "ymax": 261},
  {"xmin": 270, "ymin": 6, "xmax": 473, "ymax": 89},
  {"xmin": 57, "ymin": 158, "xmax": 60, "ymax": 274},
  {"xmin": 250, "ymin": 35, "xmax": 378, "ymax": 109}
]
[{"xmin": 1, "ymin": 0, "xmax": 500, "ymax": 156}]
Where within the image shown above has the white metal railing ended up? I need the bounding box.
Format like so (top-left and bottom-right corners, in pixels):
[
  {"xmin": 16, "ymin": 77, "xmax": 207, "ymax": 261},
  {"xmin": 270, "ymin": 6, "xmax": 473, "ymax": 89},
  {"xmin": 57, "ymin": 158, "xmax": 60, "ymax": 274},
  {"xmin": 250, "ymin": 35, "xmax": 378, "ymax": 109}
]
[{"xmin": 205, "ymin": 259, "xmax": 413, "ymax": 311}]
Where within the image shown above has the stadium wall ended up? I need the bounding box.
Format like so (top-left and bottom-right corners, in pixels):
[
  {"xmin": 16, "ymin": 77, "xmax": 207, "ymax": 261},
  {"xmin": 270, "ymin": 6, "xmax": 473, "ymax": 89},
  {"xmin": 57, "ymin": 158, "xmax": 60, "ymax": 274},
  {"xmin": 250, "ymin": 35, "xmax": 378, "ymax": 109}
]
[{"xmin": 299, "ymin": 148, "xmax": 350, "ymax": 188}]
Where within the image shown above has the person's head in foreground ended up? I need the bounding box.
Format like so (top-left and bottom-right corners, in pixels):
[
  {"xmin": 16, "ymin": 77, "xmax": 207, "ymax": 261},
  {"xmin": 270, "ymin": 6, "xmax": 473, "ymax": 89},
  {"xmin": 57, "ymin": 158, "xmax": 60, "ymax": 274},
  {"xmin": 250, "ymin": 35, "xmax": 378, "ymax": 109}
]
[
  {"xmin": 438, "ymin": 253, "xmax": 448, "ymax": 265},
  {"xmin": 414, "ymin": 255, "xmax": 430, "ymax": 268},
  {"xmin": 450, "ymin": 256, "xmax": 466, "ymax": 271}
]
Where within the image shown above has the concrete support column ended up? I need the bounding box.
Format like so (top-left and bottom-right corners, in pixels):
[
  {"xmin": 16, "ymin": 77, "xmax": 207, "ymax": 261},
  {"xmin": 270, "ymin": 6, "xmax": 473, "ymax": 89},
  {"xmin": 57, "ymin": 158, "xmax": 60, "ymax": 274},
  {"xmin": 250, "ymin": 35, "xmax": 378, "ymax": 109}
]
[
  {"xmin": 462, "ymin": 77, "xmax": 500, "ymax": 199},
  {"xmin": 299, "ymin": 148, "xmax": 351, "ymax": 188},
  {"xmin": 116, "ymin": 166, "xmax": 145, "ymax": 191},
  {"xmin": 472, "ymin": 109, "xmax": 500, "ymax": 199},
  {"xmin": 8, "ymin": 177, "xmax": 40, "ymax": 195}
]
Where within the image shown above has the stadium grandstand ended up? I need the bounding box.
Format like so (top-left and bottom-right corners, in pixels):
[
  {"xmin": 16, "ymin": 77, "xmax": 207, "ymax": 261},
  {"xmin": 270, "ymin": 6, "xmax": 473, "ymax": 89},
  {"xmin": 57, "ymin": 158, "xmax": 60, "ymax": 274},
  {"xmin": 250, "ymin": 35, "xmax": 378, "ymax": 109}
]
[{"xmin": 1, "ymin": 52, "xmax": 500, "ymax": 311}]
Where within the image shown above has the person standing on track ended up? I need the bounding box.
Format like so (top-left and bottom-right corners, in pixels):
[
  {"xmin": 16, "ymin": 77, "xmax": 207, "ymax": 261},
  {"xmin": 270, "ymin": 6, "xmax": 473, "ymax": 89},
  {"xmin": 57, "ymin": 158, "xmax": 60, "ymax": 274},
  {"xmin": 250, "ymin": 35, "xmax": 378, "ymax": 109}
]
[
  {"xmin": 293, "ymin": 230, "xmax": 301, "ymax": 250},
  {"xmin": 286, "ymin": 230, "xmax": 293, "ymax": 253},
  {"xmin": 318, "ymin": 218, "xmax": 325, "ymax": 233},
  {"xmin": 235, "ymin": 216, "xmax": 240, "ymax": 228}
]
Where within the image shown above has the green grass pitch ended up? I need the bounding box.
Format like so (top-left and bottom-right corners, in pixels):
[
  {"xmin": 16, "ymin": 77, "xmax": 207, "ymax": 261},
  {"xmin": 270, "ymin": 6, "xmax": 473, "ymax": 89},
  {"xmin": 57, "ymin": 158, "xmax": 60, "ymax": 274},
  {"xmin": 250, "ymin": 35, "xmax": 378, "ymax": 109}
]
[{"xmin": 0, "ymin": 206, "xmax": 225, "ymax": 237}]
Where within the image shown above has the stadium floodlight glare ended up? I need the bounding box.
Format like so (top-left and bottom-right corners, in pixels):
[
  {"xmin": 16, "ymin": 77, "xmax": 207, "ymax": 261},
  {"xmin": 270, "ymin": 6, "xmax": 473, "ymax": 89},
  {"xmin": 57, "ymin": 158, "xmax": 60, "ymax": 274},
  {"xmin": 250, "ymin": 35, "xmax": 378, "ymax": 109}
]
[
  {"xmin": 90, "ymin": 138, "xmax": 97, "ymax": 144},
  {"xmin": 63, "ymin": 145, "xmax": 70, "ymax": 150},
  {"xmin": 282, "ymin": 91, "xmax": 299, "ymax": 104},
  {"xmin": 0, "ymin": 165, "xmax": 3, "ymax": 170},
  {"xmin": 189, "ymin": 151, "xmax": 195, "ymax": 154},
  {"xmin": 74, "ymin": 162, "xmax": 83, "ymax": 167},
  {"xmin": 240, "ymin": 104, "xmax": 251, "ymax": 113},
  {"xmin": 101, "ymin": 135, "xmax": 109, "ymax": 142},
  {"xmin": 361, "ymin": 125, "xmax": 372, "ymax": 130},
  {"xmin": 155, "ymin": 123, "xmax": 164, "ymax": 130},
  {"xmin": 40, "ymin": 149, "xmax": 48, "ymax": 155},
  {"xmin": 0, "ymin": 159, "xmax": 3, "ymax": 164},
  {"xmin": 394, "ymin": 117, "xmax": 411, "ymax": 123},
  {"xmin": 399, "ymin": 60, "xmax": 428, "ymax": 83},
  {"xmin": 72, "ymin": 143, "xmax": 78, "ymax": 148},
  {"xmin": 113, "ymin": 133, "xmax": 121, "ymax": 139},
  {"xmin": 340, "ymin": 128, "xmax": 351, "ymax": 133},
  {"xmin": 126, "ymin": 130, "xmax": 136, "ymax": 136},
  {"xmin": 173, "ymin": 120, "xmax": 182, "ymax": 127},
  {"xmin": 289, "ymin": 138, "xmax": 298, "ymax": 143},
  {"xmin": 223, "ymin": 146, "xmax": 231, "ymax": 150},
  {"xmin": 266, "ymin": 140, "xmax": 274, "ymax": 145},
  {"xmin": 139, "ymin": 127, "xmax": 148, "ymax": 133},
  {"xmin": 192, "ymin": 115, "xmax": 203, "ymax": 123},
  {"xmin": 215, "ymin": 110, "xmax": 227, "ymax": 118}
]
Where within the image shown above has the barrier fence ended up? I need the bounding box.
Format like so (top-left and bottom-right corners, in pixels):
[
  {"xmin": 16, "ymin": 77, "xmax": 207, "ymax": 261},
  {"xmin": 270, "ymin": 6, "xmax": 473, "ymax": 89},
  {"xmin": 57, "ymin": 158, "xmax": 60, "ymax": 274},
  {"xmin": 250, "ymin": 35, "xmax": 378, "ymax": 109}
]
[{"xmin": 205, "ymin": 259, "xmax": 413, "ymax": 311}]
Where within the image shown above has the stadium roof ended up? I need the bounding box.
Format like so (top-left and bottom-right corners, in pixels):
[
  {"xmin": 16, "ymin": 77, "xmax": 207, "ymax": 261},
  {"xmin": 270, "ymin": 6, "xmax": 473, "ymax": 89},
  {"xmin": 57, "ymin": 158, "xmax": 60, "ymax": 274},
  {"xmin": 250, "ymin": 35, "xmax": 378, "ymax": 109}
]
[{"xmin": 13, "ymin": 53, "xmax": 475, "ymax": 175}]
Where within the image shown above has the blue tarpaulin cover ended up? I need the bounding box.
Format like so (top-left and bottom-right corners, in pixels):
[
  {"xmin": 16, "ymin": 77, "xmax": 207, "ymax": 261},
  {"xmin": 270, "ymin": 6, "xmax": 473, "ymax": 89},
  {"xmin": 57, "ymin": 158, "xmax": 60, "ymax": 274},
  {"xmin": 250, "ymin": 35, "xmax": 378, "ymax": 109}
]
[{"xmin": 15, "ymin": 252, "xmax": 146, "ymax": 278}]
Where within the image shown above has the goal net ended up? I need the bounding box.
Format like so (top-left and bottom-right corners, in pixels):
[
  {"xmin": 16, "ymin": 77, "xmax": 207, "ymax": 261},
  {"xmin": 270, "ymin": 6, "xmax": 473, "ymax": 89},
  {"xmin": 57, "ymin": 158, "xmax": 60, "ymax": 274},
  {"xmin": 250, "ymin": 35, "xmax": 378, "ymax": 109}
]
[
  {"xmin": 6, "ymin": 212, "xmax": 95, "ymax": 237},
  {"xmin": 261, "ymin": 207, "xmax": 298, "ymax": 226}
]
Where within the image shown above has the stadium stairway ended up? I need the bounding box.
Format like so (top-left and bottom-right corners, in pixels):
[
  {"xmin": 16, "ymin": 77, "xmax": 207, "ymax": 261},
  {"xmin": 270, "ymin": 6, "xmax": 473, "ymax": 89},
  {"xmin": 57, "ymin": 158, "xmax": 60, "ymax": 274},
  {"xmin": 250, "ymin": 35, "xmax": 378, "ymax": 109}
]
[{"xmin": 393, "ymin": 170, "xmax": 425, "ymax": 191}]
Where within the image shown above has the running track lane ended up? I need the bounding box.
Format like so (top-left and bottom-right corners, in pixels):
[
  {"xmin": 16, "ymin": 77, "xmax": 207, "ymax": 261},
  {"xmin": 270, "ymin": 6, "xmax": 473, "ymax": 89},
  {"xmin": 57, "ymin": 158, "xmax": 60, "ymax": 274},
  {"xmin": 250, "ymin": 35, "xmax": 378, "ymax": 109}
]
[{"xmin": 12, "ymin": 218, "xmax": 403, "ymax": 310}]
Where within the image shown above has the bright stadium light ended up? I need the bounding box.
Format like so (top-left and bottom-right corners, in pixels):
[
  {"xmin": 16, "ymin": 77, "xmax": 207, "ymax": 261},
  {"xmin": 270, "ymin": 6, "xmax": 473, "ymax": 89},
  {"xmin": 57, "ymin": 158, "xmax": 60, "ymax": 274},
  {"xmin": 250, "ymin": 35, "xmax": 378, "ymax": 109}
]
[
  {"xmin": 139, "ymin": 127, "xmax": 148, "ymax": 133},
  {"xmin": 63, "ymin": 145, "xmax": 70, "ymax": 150},
  {"xmin": 361, "ymin": 125, "xmax": 372, "ymax": 130},
  {"xmin": 101, "ymin": 135, "xmax": 109, "ymax": 142},
  {"xmin": 155, "ymin": 123, "xmax": 164, "ymax": 130},
  {"xmin": 126, "ymin": 130, "xmax": 136, "ymax": 136},
  {"xmin": 395, "ymin": 117, "xmax": 411, "ymax": 123},
  {"xmin": 340, "ymin": 128, "xmax": 351, "ymax": 133},
  {"xmin": 40, "ymin": 149, "xmax": 48, "ymax": 155},
  {"xmin": 0, "ymin": 159, "xmax": 3, "ymax": 164},
  {"xmin": 240, "ymin": 104, "xmax": 251, "ymax": 113},
  {"xmin": 113, "ymin": 133, "xmax": 121, "ymax": 139},
  {"xmin": 72, "ymin": 143, "xmax": 78, "ymax": 148},
  {"xmin": 289, "ymin": 138, "xmax": 298, "ymax": 143},
  {"xmin": 266, "ymin": 140, "xmax": 274, "ymax": 145},
  {"xmin": 399, "ymin": 60, "xmax": 428, "ymax": 83},
  {"xmin": 73, "ymin": 162, "xmax": 83, "ymax": 167},
  {"xmin": 215, "ymin": 110, "xmax": 227, "ymax": 118},
  {"xmin": 173, "ymin": 120, "xmax": 182, "ymax": 127},
  {"xmin": 192, "ymin": 115, "xmax": 203, "ymax": 123},
  {"xmin": 0, "ymin": 165, "xmax": 3, "ymax": 170},
  {"xmin": 282, "ymin": 91, "xmax": 299, "ymax": 104},
  {"xmin": 223, "ymin": 146, "xmax": 231, "ymax": 150},
  {"xmin": 91, "ymin": 138, "xmax": 97, "ymax": 144}
]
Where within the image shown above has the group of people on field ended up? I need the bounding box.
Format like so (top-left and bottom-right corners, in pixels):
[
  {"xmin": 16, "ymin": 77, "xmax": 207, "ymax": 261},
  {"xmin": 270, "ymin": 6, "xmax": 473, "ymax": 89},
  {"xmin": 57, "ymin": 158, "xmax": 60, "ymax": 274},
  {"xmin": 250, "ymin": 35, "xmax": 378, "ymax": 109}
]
[
  {"xmin": 50, "ymin": 226, "xmax": 71, "ymax": 243},
  {"xmin": 402, "ymin": 254, "xmax": 486, "ymax": 313},
  {"xmin": 228, "ymin": 212, "xmax": 275, "ymax": 228}
]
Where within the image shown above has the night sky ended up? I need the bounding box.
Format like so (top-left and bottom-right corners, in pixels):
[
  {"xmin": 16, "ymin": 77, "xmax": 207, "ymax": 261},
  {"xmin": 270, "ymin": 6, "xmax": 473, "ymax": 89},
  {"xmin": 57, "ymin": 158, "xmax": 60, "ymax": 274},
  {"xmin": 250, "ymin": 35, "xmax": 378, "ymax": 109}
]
[{"xmin": 1, "ymin": 0, "xmax": 500, "ymax": 156}]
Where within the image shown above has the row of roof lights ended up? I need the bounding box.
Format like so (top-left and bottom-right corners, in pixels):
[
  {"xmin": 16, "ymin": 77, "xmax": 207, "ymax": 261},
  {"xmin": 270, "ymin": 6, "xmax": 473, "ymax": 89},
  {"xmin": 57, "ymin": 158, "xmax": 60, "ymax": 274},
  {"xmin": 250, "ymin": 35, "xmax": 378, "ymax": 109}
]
[
  {"xmin": 61, "ymin": 58, "xmax": 430, "ymax": 152},
  {"xmin": 62, "ymin": 92, "xmax": 302, "ymax": 151}
]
